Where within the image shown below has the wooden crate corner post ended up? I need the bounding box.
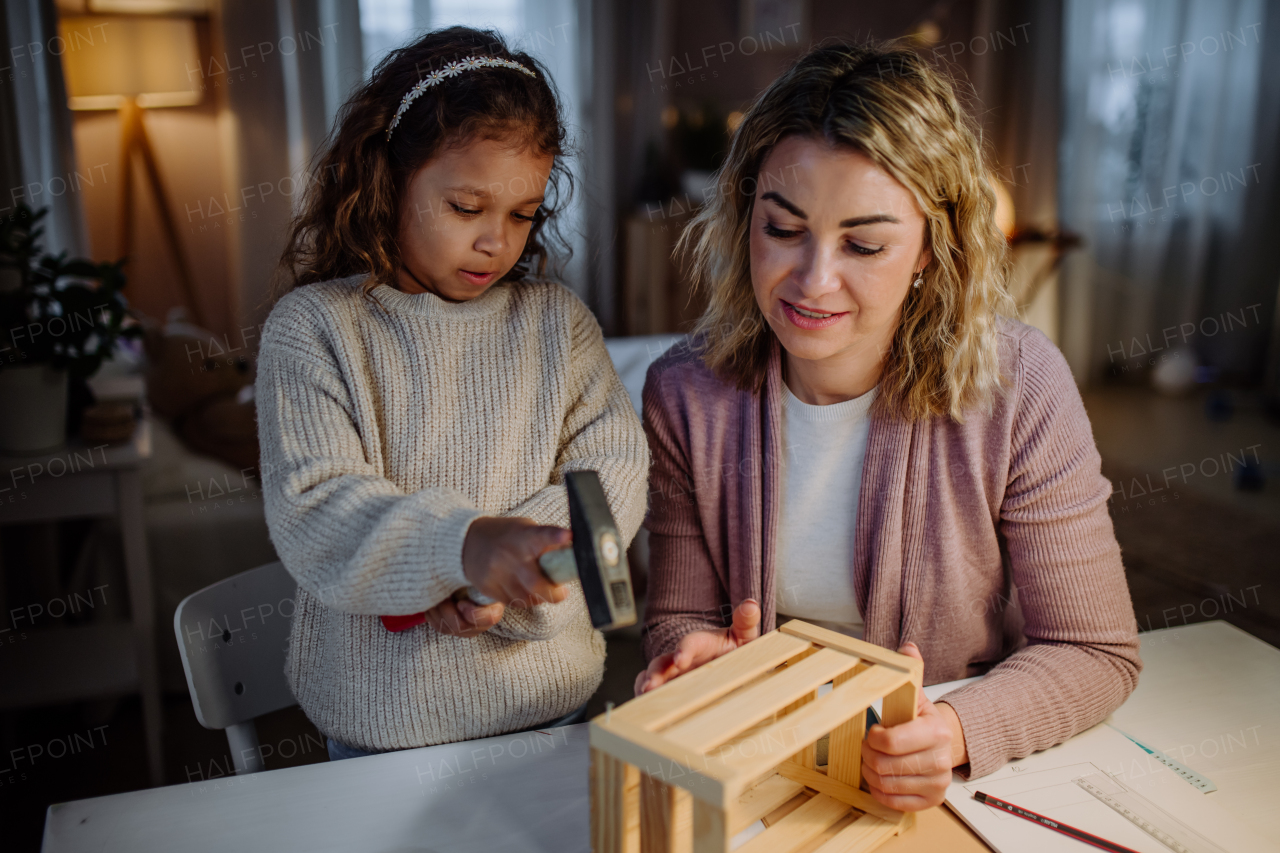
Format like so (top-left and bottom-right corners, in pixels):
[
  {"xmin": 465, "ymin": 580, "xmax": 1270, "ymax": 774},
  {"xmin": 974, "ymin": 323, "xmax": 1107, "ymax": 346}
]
[
  {"xmin": 589, "ymin": 621, "xmax": 923, "ymax": 853},
  {"xmin": 591, "ymin": 746, "xmax": 641, "ymax": 853}
]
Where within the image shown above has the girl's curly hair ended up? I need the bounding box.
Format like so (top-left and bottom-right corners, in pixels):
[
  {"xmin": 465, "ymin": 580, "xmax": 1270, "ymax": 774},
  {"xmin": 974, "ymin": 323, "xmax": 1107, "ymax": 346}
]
[{"xmin": 275, "ymin": 26, "xmax": 572, "ymax": 299}]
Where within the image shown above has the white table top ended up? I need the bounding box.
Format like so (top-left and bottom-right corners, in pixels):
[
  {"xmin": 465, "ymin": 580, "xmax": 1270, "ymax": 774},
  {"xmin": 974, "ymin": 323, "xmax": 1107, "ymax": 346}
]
[
  {"xmin": 1108, "ymin": 620, "xmax": 1280, "ymax": 841},
  {"xmin": 44, "ymin": 725, "xmax": 590, "ymax": 852},
  {"xmin": 41, "ymin": 620, "xmax": 1280, "ymax": 852}
]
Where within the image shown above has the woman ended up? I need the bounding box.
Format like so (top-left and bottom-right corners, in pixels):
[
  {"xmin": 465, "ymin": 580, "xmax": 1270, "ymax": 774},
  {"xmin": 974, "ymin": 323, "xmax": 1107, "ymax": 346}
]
[{"xmin": 637, "ymin": 42, "xmax": 1141, "ymax": 811}]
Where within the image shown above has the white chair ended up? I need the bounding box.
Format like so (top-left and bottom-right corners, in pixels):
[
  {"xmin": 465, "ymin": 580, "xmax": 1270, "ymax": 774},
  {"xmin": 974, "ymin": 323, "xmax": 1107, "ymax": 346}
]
[{"xmin": 174, "ymin": 560, "xmax": 297, "ymax": 774}]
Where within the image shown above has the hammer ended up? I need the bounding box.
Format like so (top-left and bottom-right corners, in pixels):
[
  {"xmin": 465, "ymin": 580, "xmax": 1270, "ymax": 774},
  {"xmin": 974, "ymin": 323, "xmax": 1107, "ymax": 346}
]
[{"xmin": 380, "ymin": 471, "xmax": 637, "ymax": 633}]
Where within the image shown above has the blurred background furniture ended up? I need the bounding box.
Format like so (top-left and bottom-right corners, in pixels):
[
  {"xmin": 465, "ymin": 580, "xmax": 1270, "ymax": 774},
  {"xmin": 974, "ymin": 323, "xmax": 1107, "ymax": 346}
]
[{"xmin": 0, "ymin": 419, "xmax": 163, "ymax": 786}]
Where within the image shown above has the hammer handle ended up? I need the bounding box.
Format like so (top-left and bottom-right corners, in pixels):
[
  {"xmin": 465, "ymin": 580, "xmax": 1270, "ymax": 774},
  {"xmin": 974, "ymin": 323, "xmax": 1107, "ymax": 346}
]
[{"xmin": 459, "ymin": 547, "xmax": 576, "ymax": 606}]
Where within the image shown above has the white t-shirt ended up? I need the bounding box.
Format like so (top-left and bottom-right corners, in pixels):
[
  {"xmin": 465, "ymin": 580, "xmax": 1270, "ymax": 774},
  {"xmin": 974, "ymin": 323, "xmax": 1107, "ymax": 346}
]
[{"xmin": 774, "ymin": 382, "xmax": 876, "ymax": 639}]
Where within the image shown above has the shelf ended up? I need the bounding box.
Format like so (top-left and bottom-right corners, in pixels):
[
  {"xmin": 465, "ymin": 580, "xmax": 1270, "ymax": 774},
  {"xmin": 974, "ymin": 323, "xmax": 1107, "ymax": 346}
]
[{"xmin": 0, "ymin": 622, "xmax": 139, "ymax": 710}]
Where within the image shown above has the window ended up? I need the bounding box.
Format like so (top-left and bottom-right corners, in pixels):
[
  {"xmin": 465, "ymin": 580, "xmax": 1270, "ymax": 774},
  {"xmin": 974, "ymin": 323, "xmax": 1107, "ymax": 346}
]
[{"xmin": 360, "ymin": 0, "xmax": 522, "ymax": 76}]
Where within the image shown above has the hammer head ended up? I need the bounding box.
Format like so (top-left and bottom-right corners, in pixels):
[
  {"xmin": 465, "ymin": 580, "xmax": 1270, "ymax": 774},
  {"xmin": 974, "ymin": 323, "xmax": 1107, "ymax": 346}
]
[{"xmin": 563, "ymin": 470, "xmax": 636, "ymax": 631}]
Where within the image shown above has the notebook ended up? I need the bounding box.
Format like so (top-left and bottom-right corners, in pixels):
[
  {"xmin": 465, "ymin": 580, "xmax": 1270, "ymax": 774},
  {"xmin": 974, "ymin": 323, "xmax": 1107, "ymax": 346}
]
[{"xmin": 944, "ymin": 722, "xmax": 1273, "ymax": 853}]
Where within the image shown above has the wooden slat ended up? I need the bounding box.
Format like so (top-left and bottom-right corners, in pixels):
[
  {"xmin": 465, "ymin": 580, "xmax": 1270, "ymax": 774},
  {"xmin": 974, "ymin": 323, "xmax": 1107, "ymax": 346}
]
[
  {"xmin": 733, "ymin": 774, "xmax": 805, "ymax": 833},
  {"xmin": 641, "ymin": 776, "xmax": 692, "ymax": 853},
  {"xmin": 784, "ymin": 646, "xmax": 820, "ymax": 667},
  {"xmin": 707, "ymin": 714, "xmax": 775, "ymax": 759},
  {"xmin": 762, "ymin": 791, "xmax": 812, "ymax": 827},
  {"xmin": 692, "ymin": 799, "xmax": 729, "ymax": 853},
  {"xmin": 791, "ymin": 813, "xmax": 860, "ymax": 853},
  {"xmin": 736, "ymin": 794, "xmax": 851, "ymax": 853},
  {"xmin": 826, "ymin": 664, "xmax": 869, "ymax": 789},
  {"xmin": 776, "ymin": 646, "xmax": 824, "ymax": 769},
  {"xmin": 774, "ymin": 763, "xmax": 905, "ymax": 825},
  {"xmin": 811, "ymin": 813, "xmax": 900, "ymax": 852},
  {"xmin": 720, "ymin": 665, "xmax": 912, "ymax": 787},
  {"xmin": 710, "ymin": 717, "xmax": 799, "ymax": 797},
  {"xmin": 590, "ymin": 721, "xmax": 736, "ymax": 807},
  {"xmin": 663, "ymin": 649, "xmax": 859, "ymax": 752},
  {"xmin": 777, "ymin": 622, "xmax": 922, "ymax": 678},
  {"xmin": 879, "ymin": 679, "xmax": 918, "ymax": 728},
  {"xmin": 611, "ymin": 632, "xmax": 811, "ymax": 731},
  {"xmin": 872, "ymin": 674, "xmax": 920, "ymax": 836},
  {"xmin": 781, "ymin": 688, "xmax": 820, "ymax": 769},
  {"xmin": 592, "ymin": 749, "xmax": 640, "ymax": 853}
]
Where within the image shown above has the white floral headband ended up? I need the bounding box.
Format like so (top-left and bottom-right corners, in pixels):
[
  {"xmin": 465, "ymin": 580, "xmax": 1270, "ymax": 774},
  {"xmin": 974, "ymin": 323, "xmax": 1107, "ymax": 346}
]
[{"xmin": 385, "ymin": 55, "xmax": 538, "ymax": 141}]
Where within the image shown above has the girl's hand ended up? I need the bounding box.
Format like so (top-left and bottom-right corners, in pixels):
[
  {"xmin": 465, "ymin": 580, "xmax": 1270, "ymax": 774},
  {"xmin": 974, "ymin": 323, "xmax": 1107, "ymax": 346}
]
[
  {"xmin": 462, "ymin": 516, "xmax": 571, "ymax": 608},
  {"xmin": 634, "ymin": 600, "xmax": 760, "ymax": 695},
  {"xmin": 423, "ymin": 597, "xmax": 505, "ymax": 638},
  {"xmin": 861, "ymin": 642, "xmax": 968, "ymax": 811}
]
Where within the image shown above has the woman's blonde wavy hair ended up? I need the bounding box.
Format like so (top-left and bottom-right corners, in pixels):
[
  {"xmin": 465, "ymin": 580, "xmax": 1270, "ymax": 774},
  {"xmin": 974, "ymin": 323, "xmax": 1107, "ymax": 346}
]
[{"xmin": 679, "ymin": 41, "xmax": 1014, "ymax": 421}]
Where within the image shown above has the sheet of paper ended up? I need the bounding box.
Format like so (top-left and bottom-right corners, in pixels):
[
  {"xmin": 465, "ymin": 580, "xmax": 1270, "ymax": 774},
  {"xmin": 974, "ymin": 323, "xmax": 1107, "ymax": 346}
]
[{"xmin": 945, "ymin": 724, "xmax": 1274, "ymax": 853}]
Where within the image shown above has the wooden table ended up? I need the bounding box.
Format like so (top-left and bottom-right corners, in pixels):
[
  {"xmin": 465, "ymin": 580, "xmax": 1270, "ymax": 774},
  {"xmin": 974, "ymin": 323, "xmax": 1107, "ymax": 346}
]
[
  {"xmin": 0, "ymin": 421, "xmax": 163, "ymax": 786},
  {"xmin": 39, "ymin": 621, "xmax": 1277, "ymax": 851}
]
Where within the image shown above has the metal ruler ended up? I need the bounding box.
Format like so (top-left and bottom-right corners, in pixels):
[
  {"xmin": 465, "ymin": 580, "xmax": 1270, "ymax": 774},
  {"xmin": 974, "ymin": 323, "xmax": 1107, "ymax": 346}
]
[
  {"xmin": 1110, "ymin": 726, "xmax": 1217, "ymax": 793},
  {"xmin": 1073, "ymin": 773, "xmax": 1227, "ymax": 853}
]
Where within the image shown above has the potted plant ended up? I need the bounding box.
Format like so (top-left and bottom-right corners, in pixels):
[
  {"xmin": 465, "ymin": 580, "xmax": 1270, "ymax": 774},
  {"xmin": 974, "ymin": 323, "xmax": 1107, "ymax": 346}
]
[{"xmin": 0, "ymin": 204, "xmax": 139, "ymax": 453}]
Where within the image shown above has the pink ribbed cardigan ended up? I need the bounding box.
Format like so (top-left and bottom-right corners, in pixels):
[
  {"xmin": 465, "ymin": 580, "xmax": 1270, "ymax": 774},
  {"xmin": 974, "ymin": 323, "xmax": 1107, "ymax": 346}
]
[{"xmin": 640, "ymin": 319, "xmax": 1141, "ymax": 779}]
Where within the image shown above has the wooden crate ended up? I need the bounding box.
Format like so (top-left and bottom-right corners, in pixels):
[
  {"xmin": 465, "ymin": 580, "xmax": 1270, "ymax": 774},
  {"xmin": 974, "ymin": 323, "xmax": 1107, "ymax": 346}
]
[{"xmin": 589, "ymin": 620, "xmax": 924, "ymax": 853}]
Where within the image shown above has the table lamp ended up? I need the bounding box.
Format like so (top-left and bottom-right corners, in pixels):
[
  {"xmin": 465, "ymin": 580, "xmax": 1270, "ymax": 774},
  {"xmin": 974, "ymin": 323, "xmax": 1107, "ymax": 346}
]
[{"xmin": 59, "ymin": 14, "xmax": 207, "ymax": 327}]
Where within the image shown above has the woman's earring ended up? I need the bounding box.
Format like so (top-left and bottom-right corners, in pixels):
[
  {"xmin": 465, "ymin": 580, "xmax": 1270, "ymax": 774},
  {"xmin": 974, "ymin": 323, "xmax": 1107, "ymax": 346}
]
[{"xmin": 912, "ymin": 272, "xmax": 924, "ymax": 289}]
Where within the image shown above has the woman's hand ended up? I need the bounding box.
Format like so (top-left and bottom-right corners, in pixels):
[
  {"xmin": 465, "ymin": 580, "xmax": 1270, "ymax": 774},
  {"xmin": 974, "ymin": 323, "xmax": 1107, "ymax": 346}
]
[
  {"xmin": 635, "ymin": 599, "xmax": 760, "ymax": 695},
  {"xmin": 462, "ymin": 516, "xmax": 571, "ymax": 608},
  {"xmin": 422, "ymin": 597, "xmax": 505, "ymax": 638},
  {"xmin": 861, "ymin": 642, "xmax": 968, "ymax": 811}
]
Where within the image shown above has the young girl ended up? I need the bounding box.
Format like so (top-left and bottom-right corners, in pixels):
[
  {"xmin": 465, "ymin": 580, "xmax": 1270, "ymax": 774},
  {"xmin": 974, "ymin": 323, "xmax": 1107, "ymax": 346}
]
[{"xmin": 257, "ymin": 27, "xmax": 649, "ymax": 759}]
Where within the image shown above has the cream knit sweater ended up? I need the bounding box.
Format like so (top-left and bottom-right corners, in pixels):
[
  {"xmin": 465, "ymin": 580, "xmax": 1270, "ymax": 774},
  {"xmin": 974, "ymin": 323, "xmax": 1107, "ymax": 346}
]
[{"xmin": 256, "ymin": 276, "xmax": 649, "ymax": 751}]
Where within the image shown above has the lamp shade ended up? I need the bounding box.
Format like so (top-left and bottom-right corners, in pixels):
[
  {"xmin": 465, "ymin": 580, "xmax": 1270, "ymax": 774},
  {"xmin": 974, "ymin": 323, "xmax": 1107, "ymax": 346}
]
[
  {"xmin": 88, "ymin": 0, "xmax": 209, "ymax": 11},
  {"xmin": 59, "ymin": 15, "xmax": 201, "ymax": 109}
]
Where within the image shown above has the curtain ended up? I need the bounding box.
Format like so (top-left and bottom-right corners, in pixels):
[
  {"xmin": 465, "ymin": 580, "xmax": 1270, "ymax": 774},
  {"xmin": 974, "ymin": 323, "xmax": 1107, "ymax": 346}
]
[
  {"xmin": 214, "ymin": 0, "xmax": 365, "ymax": 329},
  {"xmin": 578, "ymin": 0, "xmax": 617, "ymax": 330},
  {"xmin": 0, "ymin": 0, "xmax": 86, "ymax": 257},
  {"xmin": 1058, "ymin": 0, "xmax": 1280, "ymax": 386},
  {"xmin": 968, "ymin": 0, "xmax": 1065, "ymax": 345},
  {"xmin": 520, "ymin": 0, "xmax": 588, "ymax": 305}
]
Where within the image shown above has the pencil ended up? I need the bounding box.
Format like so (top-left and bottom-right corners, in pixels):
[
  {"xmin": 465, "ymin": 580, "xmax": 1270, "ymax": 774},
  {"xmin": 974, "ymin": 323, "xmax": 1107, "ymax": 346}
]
[{"xmin": 973, "ymin": 790, "xmax": 1142, "ymax": 853}]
